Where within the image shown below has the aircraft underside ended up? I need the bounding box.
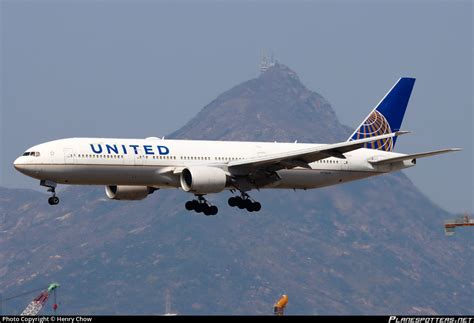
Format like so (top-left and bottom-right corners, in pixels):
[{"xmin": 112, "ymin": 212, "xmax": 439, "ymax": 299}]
[
  {"xmin": 21, "ymin": 163, "xmax": 384, "ymax": 215},
  {"xmin": 24, "ymin": 164, "xmax": 381, "ymax": 190}
]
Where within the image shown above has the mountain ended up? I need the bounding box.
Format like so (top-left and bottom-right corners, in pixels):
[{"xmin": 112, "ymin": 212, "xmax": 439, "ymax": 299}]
[
  {"xmin": 1, "ymin": 64, "xmax": 472, "ymax": 315},
  {"xmin": 170, "ymin": 63, "xmax": 352, "ymax": 143}
]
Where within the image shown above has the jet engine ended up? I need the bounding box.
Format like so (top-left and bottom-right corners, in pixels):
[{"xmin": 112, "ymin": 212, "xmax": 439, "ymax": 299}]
[
  {"xmin": 105, "ymin": 185, "xmax": 156, "ymax": 200},
  {"xmin": 180, "ymin": 166, "xmax": 227, "ymax": 193}
]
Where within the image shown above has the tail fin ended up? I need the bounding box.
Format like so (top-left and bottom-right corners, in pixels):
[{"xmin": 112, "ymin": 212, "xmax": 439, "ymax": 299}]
[{"xmin": 348, "ymin": 77, "xmax": 415, "ymax": 151}]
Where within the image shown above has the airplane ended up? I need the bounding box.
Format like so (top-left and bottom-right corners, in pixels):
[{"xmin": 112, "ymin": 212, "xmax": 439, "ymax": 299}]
[{"xmin": 13, "ymin": 78, "xmax": 460, "ymax": 215}]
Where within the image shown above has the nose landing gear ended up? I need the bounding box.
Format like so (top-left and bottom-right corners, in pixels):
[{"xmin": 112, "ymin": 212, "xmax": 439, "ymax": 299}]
[{"xmin": 40, "ymin": 180, "xmax": 59, "ymax": 205}]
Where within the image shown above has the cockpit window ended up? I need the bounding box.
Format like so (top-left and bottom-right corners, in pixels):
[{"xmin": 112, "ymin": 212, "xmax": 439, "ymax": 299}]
[{"xmin": 22, "ymin": 151, "xmax": 40, "ymax": 157}]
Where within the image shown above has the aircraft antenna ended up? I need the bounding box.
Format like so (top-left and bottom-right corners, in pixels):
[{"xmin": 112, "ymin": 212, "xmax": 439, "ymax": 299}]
[{"xmin": 260, "ymin": 49, "xmax": 276, "ymax": 74}]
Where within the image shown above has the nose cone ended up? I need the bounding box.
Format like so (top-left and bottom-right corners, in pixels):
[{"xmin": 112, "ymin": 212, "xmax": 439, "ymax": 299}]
[
  {"xmin": 14, "ymin": 153, "xmax": 41, "ymax": 178},
  {"xmin": 13, "ymin": 157, "xmax": 21, "ymax": 170},
  {"xmin": 13, "ymin": 157, "xmax": 31, "ymax": 174},
  {"xmin": 13, "ymin": 157, "xmax": 25, "ymax": 172}
]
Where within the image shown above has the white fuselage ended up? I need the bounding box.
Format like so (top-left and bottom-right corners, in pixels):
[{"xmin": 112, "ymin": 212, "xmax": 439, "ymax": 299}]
[{"xmin": 13, "ymin": 137, "xmax": 414, "ymax": 190}]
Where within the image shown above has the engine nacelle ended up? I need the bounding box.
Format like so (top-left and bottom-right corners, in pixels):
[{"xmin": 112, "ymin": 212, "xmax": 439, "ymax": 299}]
[
  {"xmin": 105, "ymin": 185, "xmax": 156, "ymax": 200},
  {"xmin": 180, "ymin": 166, "xmax": 227, "ymax": 194}
]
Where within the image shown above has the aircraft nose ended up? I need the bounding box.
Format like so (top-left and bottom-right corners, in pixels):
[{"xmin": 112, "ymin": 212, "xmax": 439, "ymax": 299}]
[
  {"xmin": 13, "ymin": 157, "xmax": 29, "ymax": 173},
  {"xmin": 13, "ymin": 155, "xmax": 39, "ymax": 177},
  {"xmin": 13, "ymin": 157, "xmax": 22, "ymax": 171}
]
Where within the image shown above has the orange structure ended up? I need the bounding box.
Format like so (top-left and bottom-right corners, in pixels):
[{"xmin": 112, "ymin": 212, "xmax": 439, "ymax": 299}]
[
  {"xmin": 444, "ymin": 213, "xmax": 473, "ymax": 236},
  {"xmin": 273, "ymin": 294, "xmax": 288, "ymax": 316}
]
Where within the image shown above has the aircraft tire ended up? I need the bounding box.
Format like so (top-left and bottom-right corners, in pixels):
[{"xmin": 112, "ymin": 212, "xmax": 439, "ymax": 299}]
[
  {"xmin": 48, "ymin": 196, "xmax": 59, "ymax": 205},
  {"xmin": 228, "ymin": 197, "xmax": 237, "ymax": 207},
  {"xmin": 195, "ymin": 203, "xmax": 204, "ymax": 213},
  {"xmin": 185, "ymin": 201, "xmax": 194, "ymax": 211},
  {"xmin": 209, "ymin": 205, "xmax": 218, "ymax": 215},
  {"xmin": 252, "ymin": 202, "xmax": 261, "ymax": 212}
]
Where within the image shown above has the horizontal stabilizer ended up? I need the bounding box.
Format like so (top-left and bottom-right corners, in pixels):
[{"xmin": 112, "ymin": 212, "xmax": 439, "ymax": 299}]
[{"xmin": 369, "ymin": 148, "xmax": 462, "ymax": 165}]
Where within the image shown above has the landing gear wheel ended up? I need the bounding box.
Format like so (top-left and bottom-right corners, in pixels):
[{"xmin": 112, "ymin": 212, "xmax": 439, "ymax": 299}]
[
  {"xmin": 203, "ymin": 205, "xmax": 212, "ymax": 216},
  {"xmin": 252, "ymin": 202, "xmax": 261, "ymax": 212},
  {"xmin": 191, "ymin": 200, "xmax": 200, "ymax": 210},
  {"xmin": 185, "ymin": 195, "xmax": 219, "ymax": 215},
  {"xmin": 236, "ymin": 197, "xmax": 246, "ymax": 209},
  {"xmin": 228, "ymin": 197, "xmax": 237, "ymax": 207},
  {"xmin": 228, "ymin": 189, "xmax": 262, "ymax": 213},
  {"xmin": 185, "ymin": 201, "xmax": 194, "ymax": 211},
  {"xmin": 195, "ymin": 203, "xmax": 204, "ymax": 213},
  {"xmin": 41, "ymin": 180, "xmax": 59, "ymax": 206},
  {"xmin": 48, "ymin": 196, "xmax": 59, "ymax": 205},
  {"xmin": 209, "ymin": 205, "xmax": 218, "ymax": 216},
  {"xmin": 244, "ymin": 199, "xmax": 253, "ymax": 211}
]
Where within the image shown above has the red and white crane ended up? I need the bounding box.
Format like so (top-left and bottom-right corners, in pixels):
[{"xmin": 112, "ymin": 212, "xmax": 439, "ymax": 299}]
[{"xmin": 20, "ymin": 283, "xmax": 59, "ymax": 316}]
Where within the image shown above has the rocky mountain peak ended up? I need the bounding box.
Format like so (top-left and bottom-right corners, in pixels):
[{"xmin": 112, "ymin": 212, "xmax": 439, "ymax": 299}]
[
  {"xmin": 258, "ymin": 62, "xmax": 301, "ymax": 86},
  {"xmin": 170, "ymin": 62, "xmax": 351, "ymax": 143}
]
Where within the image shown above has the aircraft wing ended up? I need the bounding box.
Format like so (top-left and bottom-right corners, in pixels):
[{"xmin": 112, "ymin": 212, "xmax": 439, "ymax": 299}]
[
  {"xmin": 368, "ymin": 148, "xmax": 461, "ymax": 165},
  {"xmin": 228, "ymin": 131, "xmax": 408, "ymax": 173}
]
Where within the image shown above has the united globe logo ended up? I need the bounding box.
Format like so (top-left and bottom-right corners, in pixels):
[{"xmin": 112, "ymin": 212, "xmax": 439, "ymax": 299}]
[{"xmin": 354, "ymin": 110, "xmax": 393, "ymax": 152}]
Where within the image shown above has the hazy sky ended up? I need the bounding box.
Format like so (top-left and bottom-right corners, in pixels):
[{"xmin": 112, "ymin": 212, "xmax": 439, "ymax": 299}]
[{"xmin": 1, "ymin": 0, "xmax": 472, "ymax": 213}]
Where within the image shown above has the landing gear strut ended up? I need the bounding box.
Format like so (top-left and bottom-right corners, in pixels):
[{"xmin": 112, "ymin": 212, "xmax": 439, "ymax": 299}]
[
  {"xmin": 40, "ymin": 180, "xmax": 59, "ymax": 206},
  {"xmin": 185, "ymin": 195, "xmax": 218, "ymax": 216},
  {"xmin": 228, "ymin": 192, "xmax": 261, "ymax": 212}
]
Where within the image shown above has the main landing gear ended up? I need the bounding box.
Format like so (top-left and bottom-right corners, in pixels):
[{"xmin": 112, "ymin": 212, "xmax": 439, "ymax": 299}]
[
  {"xmin": 228, "ymin": 192, "xmax": 261, "ymax": 212},
  {"xmin": 40, "ymin": 180, "xmax": 59, "ymax": 206},
  {"xmin": 185, "ymin": 195, "xmax": 218, "ymax": 216}
]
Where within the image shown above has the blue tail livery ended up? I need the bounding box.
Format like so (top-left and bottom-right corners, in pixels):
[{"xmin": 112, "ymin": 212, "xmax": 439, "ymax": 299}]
[{"xmin": 348, "ymin": 77, "xmax": 416, "ymax": 151}]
